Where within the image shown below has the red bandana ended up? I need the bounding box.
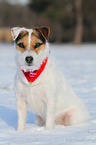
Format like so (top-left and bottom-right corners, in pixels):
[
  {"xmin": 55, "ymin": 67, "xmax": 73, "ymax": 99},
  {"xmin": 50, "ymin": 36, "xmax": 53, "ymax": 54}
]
[{"xmin": 22, "ymin": 57, "xmax": 48, "ymax": 84}]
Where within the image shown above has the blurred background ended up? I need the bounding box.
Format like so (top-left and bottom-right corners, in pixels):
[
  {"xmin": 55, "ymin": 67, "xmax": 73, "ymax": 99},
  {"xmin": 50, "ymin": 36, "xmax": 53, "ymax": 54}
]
[{"xmin": 0, "ymin": 0, "xmax": 96, "ymax": 44}]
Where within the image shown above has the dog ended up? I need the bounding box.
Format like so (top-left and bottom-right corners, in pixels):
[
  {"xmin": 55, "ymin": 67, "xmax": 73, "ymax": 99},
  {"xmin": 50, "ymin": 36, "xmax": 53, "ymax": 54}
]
[{"xmin": 11, "ymin": 26, "xmax": 89, "ymax": 131}]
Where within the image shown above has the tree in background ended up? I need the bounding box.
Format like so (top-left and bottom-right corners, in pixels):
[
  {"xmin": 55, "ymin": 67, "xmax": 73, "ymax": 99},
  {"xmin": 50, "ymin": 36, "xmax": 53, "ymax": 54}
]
[{"xmin": 73, "ymin": 0, "xmax": 83, "ymax": 44}]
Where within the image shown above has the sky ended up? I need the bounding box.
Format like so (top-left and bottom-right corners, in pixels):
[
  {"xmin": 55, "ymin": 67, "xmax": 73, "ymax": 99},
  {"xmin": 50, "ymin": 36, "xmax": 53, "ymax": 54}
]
[{"xmin": 0, "ymin": 0, "xmax": 29, "ymax": 5}]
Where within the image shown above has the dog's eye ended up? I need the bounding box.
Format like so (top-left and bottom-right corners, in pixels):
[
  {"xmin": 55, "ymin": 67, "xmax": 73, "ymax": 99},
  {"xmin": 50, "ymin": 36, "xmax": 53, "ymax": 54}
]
[
  {"xmin": 34, "ymin": 43, "xmax": 43, "ymax": 49},
  {"xmin": 17, "ymin": 43, "xmax": 25, "ymax": 48}
]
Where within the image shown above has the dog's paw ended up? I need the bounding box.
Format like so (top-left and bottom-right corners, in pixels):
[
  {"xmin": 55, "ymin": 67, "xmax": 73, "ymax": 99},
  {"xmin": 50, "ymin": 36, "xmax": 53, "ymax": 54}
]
[
  {"xmin": 45, "ymin": 125, "xmax": 53, "ymax": 130},
  {"xmin": 17, "ymin": 127, "xmax": 24, "ymax": 132}
]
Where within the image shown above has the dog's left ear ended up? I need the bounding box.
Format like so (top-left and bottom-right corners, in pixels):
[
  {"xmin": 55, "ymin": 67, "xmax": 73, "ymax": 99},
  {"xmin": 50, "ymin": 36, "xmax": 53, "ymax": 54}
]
[
  {"xmin": 35, "ymin": 26, "xmax": 50, "ymax": 39},
  {"xmin": 11, "ymin": 27, "xmax": 24, "ymax": 41}
]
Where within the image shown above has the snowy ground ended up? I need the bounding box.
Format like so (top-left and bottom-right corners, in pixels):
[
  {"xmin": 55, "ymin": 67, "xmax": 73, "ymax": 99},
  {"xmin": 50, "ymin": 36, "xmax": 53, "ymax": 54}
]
[{"xmin": 0, "ymin": 43, "xmax": 96, "ymax": 145}]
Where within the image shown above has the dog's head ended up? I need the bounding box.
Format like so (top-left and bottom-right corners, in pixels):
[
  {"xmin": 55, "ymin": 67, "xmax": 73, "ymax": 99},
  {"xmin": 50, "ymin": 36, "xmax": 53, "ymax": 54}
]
[{"xmin": 11, "ymin": 26, "xmax": 50, "ymax": 71}]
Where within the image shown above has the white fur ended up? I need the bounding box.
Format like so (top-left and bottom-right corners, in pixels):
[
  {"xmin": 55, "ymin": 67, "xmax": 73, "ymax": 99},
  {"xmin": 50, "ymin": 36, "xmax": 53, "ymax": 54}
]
[
  {"xmin": 11, "ymin": 27, "xmax": 89, "ymax": 131},
  {"xmin": 28, "ymin": 29, "xmax": 33, "ymax": 51}
]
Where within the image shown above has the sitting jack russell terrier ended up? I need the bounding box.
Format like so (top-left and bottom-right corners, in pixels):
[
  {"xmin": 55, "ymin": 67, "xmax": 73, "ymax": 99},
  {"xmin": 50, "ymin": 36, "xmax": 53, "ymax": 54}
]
[{"xmin": 11, "ymin": 26, "xmax": 89, "ymax": 131}]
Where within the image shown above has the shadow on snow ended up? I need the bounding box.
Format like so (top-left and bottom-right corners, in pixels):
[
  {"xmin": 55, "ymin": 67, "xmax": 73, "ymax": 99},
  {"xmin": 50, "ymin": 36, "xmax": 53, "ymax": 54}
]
[{"xmin": 0, "ymin": 106, "xmax": 35, "ymax": 129}]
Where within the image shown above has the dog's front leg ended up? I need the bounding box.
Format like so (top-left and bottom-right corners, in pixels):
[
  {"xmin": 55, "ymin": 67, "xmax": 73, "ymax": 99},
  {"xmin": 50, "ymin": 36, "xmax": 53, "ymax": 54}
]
[
  {"xmin": 16, "ymin": 97, "xmax": 27, "ymax": 131},
  {"xmin": 45, "ymin": 98, "xmax": 55, "ymax": 130}
]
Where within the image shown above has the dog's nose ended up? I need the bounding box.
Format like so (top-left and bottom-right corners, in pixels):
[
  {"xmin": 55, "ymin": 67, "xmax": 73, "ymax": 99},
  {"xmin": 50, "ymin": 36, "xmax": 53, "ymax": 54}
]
[{"xmin": 25, "ymin": 56, "xmax": 33, "ymax": 64}]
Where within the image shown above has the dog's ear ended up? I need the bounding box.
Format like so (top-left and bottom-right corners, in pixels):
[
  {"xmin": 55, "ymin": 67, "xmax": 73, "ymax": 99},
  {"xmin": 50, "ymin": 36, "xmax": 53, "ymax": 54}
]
[
  {"xmin": 35, "ymin": 26, "xmax": 50, "ymax": 39},
  {"xmin": 11, "ymin": 27, "xmax": 24, "ymax": 41}
]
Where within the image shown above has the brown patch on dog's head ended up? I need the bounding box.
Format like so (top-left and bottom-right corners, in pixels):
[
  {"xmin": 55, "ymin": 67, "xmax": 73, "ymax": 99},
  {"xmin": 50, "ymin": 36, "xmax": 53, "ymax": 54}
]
[
  {"xmin": 30, "ymin": 29, "xmax": 45, "ymax": 55},
  {"xmin": 35, "ymin": 26, "xmax": 50, "ymax": 40},
  {"xmin": 30, "ymin": 26, "xmax": 50, "ymax": 54},
  {"xmin": 15, "ymin": 30, "xmax": 29, "ymax": 53}
]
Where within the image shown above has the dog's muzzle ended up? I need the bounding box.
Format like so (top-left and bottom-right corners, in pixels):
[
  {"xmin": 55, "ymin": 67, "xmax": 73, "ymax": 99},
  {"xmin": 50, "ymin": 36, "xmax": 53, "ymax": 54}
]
[{"xmin": 25, "ymin": 56, "xmax": 33, "ymax": 66}]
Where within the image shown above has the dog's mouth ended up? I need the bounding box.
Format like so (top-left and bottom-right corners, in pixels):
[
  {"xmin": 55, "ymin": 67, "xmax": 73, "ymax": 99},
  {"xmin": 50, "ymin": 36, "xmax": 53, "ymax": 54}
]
[
  {"xmin": 25, "ymin": 62, "xmax": 33, "ymax": 66},
  {"xmin": 27, "ymin": 63, "xmax": 33, "ymax": 66},
  {"xmin": 25, "ymin": 62, "xmax": 40, "ymax": 71}
]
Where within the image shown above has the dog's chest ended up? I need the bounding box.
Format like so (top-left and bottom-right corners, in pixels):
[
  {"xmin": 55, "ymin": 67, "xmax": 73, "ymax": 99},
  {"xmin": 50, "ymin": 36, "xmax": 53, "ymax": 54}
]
[{"xmin": 25, "ymin": 84, "xmax": 46, "ymax": 116}]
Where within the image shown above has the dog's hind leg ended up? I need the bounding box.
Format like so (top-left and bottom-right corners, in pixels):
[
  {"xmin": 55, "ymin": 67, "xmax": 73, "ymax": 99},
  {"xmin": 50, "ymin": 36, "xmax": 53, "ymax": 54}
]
[
  {"xmin": 55, "ymin": 108, "xmax": 76, "ymax": 126},
  {"xmin": 35, "ymin": 115, "xmax": 45, "ymax": 126}
]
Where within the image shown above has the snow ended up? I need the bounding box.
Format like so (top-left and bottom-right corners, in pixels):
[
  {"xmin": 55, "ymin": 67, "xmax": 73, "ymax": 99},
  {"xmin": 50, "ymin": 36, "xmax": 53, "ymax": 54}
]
[{"xmin": 0, "ymin": 43, "xmax": 96, "ymax": 145}]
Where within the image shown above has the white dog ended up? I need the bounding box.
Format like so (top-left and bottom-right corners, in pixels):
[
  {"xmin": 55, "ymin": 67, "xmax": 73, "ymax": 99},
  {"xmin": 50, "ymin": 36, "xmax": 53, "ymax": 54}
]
[{"xmin": 11, "ymin": 26, "xmax": 89, "ymax": 131}]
